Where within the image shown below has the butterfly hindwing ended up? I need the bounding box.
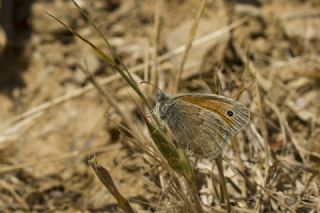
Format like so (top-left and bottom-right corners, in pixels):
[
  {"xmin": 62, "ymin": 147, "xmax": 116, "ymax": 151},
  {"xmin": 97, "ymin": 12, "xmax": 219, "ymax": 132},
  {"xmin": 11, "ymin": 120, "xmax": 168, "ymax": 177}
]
[{"xmin": 165, "ymin": 98, "xmax": 230, "ymax": 157}]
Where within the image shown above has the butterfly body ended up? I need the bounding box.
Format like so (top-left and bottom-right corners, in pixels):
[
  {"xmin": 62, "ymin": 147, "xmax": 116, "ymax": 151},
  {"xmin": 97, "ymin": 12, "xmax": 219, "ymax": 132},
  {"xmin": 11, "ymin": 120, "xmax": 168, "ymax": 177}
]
[{"xmin": 156, "ymin": 91, "xmax": 250, "ymax": 158}]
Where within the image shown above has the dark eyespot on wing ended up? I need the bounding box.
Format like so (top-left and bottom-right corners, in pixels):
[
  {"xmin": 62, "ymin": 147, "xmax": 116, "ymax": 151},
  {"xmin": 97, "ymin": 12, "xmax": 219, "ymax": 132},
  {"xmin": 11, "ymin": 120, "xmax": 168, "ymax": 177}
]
[
  {"xmin": 178, "ymin": 95, "xmax": 233, "ymax": 126},
  {"xmin": 174, "ymin": 93, "xmax": 250, "ymax": 133},
  {"xmin": 227, "ymin": 110, "xmax": 233, "ymax": 116},
  {"xmin": 161, "ymin": 93, "xmax": 250, "ymax": 158}
]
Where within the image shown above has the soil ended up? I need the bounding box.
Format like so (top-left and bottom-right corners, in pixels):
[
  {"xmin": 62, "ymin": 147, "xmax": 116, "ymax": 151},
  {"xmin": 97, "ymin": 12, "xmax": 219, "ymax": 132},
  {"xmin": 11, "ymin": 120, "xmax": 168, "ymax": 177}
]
[{"xmin": 0, "ymin": 0, "xmax": 319, "ymax": 212}]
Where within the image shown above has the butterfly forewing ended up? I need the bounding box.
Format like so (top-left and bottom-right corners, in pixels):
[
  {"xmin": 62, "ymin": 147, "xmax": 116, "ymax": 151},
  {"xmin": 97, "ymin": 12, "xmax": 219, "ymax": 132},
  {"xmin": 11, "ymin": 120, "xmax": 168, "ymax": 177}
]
[{"xmin": 174, "ymin": 93, "xmax": 250, "ymax": 134}]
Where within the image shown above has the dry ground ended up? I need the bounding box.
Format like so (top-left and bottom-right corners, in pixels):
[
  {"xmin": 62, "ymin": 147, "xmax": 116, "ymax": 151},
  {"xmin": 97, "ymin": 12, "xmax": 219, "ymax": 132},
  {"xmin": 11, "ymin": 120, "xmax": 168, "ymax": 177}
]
[{"xmin": 0, "ymin": 0, "xmax": 319, "ymax": 212}]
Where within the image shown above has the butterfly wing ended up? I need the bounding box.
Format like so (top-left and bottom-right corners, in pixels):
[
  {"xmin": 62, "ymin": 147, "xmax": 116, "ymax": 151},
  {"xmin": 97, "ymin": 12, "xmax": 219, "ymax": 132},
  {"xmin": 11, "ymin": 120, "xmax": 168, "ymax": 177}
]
[
  {"xmin": 164, "ymin": 93, "xmax": 250, "ymax": 158},
  {"xmin": 173, "ymin": 93, "xmax": 250, "ymax": 135}
]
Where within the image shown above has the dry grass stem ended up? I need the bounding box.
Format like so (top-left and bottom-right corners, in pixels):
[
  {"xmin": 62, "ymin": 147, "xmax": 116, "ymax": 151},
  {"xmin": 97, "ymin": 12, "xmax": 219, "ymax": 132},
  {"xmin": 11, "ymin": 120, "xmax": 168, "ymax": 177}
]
[
  {"xmin": 174, "ymin": 0, "xmax": 206, "ymax": 92},
  {"xmin": 79, "ymin": 62, "xmax": 135, "ymax": 127},
  {"xmin": 89, "ymin": 156, "xmax": 135, "ymax": 213},
  {"xmin": 151, "ymin": 0, "xmax": 161, "ymax": 89},
  {"xmin": 253, "ymin": 67, "xmax": 271, "ymax": 163}
]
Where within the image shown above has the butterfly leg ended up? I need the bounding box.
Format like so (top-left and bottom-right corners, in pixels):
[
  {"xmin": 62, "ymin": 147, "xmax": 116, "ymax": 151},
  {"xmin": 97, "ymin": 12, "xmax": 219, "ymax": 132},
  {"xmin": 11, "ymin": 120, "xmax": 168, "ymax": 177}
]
[{"xmin": 146, "ymin": 104, "xmax": 160, "ymax": 118}]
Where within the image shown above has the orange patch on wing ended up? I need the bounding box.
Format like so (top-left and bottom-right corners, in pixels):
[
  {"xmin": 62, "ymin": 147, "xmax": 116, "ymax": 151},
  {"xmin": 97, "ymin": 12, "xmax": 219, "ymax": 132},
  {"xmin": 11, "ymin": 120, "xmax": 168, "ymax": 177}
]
[{"xmin": 181, "ymin": 96, "xmax": 233, "ymax": 127}]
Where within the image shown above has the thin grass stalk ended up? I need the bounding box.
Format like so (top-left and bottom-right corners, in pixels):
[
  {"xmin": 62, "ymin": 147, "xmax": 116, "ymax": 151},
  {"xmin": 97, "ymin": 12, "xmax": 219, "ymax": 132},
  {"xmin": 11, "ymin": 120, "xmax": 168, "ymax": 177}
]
[
  {"xmin": 231, "ymin": 56, "xmax": 252, "ymax": 207},
  {"xmin": 0, "ymin": 180, "xmax": 28, "ymax": 209},
  {"xmin": 70, "ymin": 0, "xmax": 134, "ymax": 82},
  {"xmin": 213, "ymin": 67, "xmax": 231, "ymax": 212},
  {"xmin": 171, "ymin": 174, "xmax": 199, "ymax": 213},
  {"xmin": 174, "ymin": 0, "xmax": 206, "ymax": 93},
  {"xmin": 211, "ymin": 168, "xmax": 221, "ymax": 202},
  {"xmin": 231, "ymin": 137, "xmax": 248, "ymax": 206},
  {"xmin": 0, "ymin": 146, "xmax": 111, "ymax": 174},
  {"xmin": 189, "ymin": 175, "xmax": 204, "ymax": 213},
  {"xmin": 88, "ymin": 156, "xmax": 135, "ymax": 213},
  {"xmin": 216, "ymin": 156, "xmax": 231, "ymax": 213},
  {"xmin": 151, "ymin": 0, "xmax": 161, "ymax": 89},
  {"xmin": 45, "ymin": 13, "xmax": 134, "ymax": 88},
  {"xmin": 70, "ymin": 0, "xmax": 152, "ymax": 109},
  {"xmin": 136, "ymin": 105, "xmax": 193, "ymax": 179},
  {"xmin": 79, "ymin": 62, "xmax": 132, "ymax": 126},
  {"xmin": 251, "ymin": 64, "xmax": 271, "ymax": 163},
  {"xmin": 222, "ymin": 156, "xmax": 257, "ymax": 196},
  {"xmin": 259, "ymin": 185, "xmax": 296, "ymax": 213}
]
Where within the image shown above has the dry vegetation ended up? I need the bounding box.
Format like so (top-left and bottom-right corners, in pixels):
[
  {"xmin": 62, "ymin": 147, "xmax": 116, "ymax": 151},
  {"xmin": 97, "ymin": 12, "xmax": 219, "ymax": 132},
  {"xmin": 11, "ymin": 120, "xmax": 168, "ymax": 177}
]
[{"xmin": 0, "ymin": 0, "xmax": 320, "ymax": 212}]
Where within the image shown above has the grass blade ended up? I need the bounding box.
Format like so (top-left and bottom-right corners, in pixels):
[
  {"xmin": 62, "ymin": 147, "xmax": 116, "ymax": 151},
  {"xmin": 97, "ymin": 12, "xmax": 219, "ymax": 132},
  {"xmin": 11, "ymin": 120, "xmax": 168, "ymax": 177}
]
[{"xmin": 88, "ymin": 155, "xmax": 135, "ymax": 213}]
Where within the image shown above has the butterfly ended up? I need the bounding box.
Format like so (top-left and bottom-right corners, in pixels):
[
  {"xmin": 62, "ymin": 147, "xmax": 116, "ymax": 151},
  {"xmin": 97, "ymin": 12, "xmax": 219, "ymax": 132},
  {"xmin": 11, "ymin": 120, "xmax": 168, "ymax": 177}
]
[{"xmin": 155, "ymin": 91, "xmax": 250, "ymax": 159}]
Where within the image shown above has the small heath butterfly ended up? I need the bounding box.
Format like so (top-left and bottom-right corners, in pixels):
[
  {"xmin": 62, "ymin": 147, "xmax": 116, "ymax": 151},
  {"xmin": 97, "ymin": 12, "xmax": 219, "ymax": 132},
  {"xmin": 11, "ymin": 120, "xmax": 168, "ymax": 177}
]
[{"xmin": 155, "ymin": 90, "xmax": 250, "ymax": 159}]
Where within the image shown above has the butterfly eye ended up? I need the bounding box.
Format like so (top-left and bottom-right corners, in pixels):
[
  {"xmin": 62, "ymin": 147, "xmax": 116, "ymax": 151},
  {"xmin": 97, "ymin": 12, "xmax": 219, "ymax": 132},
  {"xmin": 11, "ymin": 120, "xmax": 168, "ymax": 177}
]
[{"xmin": 227, "ymin": 110, "xmax": 233, "ymax": 117}]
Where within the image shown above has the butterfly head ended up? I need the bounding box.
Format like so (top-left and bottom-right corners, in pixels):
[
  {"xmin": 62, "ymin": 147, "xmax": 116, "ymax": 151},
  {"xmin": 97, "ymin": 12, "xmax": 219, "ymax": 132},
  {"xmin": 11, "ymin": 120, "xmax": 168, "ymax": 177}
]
[
  {"xmin": 156, "ymin": 89, "xmax": 169, "ymax": 104},
  {"xmin": 155, "ymin": 90, "xmax": 171, "ymax": 120}
]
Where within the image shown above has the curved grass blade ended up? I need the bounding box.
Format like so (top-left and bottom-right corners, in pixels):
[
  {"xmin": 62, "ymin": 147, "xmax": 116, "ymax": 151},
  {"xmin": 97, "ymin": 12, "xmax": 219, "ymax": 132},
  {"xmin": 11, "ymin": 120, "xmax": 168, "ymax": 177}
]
[
  {"xmin": 70, "ymin": 0, "xmax": 150, "ymax": 109},
  {"xmin": 88, "ymin": 155, "xmax": 135, "ymax": 213},
  {"xmin": 136, "ymin": 105, "xmax": 192, "ymax": 180}
]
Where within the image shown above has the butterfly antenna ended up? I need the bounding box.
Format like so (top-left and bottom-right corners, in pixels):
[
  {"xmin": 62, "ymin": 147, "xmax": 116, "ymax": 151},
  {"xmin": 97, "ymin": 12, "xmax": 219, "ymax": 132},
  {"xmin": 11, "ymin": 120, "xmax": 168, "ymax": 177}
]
[{"xmin": 140, "ymin": 81, "xmax": 163, "ymax": 94}]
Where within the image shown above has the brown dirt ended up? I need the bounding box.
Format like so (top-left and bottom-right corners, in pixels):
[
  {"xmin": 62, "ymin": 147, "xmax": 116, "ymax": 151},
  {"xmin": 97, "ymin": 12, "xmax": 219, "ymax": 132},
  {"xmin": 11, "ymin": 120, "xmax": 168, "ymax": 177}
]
[{"xmin": 0, "ymin": 0, "xmax": 320, "ymax": 212}]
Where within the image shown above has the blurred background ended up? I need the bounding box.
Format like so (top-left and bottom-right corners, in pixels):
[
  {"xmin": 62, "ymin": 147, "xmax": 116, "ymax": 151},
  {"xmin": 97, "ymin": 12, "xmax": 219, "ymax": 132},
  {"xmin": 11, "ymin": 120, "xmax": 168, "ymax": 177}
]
[{"xmin": 0, "ymin": 0, "xmax": 319, "ymax": 212}]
